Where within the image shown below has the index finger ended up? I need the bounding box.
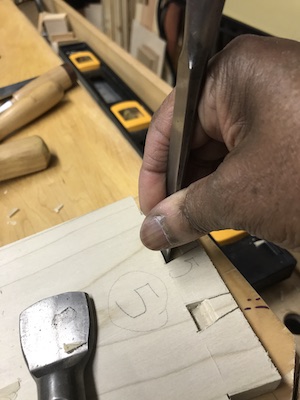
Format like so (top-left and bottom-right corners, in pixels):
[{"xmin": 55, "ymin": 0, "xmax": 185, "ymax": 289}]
[{"xmin": 138, "ymin": 91, "xmax": 175, "ymax": 215}]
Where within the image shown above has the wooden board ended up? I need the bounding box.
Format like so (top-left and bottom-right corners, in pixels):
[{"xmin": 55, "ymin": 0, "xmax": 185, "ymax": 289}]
[
  {"xmin": 130, "ymin": 19, "xmax": 166, "ymax": 77},
  {"xmin": 201, "ymin": 237, "xmax": 297, "ymax": 400},
  {"xmin": 0, "ymin": 198, "xmax": 280, "ymax": 399},
  {"xmin": 137, "ymin": 44, "xmax": 160, "ymax": 74},
  {"xmin": 84, "ymin": 3, "xmax": 103, "ymax": 31},
  {"xmin": 140, "ymin": 0, "xmax": 158, "ymax": 33},
  {"xmin": 102, "ymin": 0, "xmax": 113, "ymax": 39}
]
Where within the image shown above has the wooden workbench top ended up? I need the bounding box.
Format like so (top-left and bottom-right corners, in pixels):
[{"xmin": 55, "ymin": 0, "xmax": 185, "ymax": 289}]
[{"xmin": 0, "ymin": 0, "xmax": 142, "ymax": 248}]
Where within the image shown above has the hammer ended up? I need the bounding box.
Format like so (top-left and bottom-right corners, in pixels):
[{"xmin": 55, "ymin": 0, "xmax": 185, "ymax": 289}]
[{"xmin": 19, "ymin": 292, "xmax": 95, "ymax": 400}]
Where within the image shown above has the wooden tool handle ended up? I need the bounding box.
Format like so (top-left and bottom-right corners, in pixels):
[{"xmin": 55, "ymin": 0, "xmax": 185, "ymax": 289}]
[
  {"xmin": 0, "ymin": 135, "xmax": 51, "ymax": 182},
  {"xmin": 0, "ymin": 81, "xmax": 64, "ymax": 142},
  {"xmin": 13, "ymin": 64, "xmax": 76, "ymax": 101}
]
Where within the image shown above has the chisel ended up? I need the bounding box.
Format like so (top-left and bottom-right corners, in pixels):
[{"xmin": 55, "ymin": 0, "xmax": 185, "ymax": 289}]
[
  {"xmin": 0, "ymin": 77, "xmax": 35, "ymax": 101},
  {"xmin": 0, "ymin": 64, "xmax": 76, "ymax": 141},
  {"xmin": 0, "ymin": 63, "xmax": 76, "ymax": 111},
  {"xmin": 163, "ymin": 0, "xmax": 225, "ymax": 262}
]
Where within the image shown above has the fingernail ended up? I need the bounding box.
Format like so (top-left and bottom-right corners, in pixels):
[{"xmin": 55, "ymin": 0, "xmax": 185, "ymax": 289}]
[{"xmin": 140, "ymin": 215, "xmax": 171, "ymax": 250}]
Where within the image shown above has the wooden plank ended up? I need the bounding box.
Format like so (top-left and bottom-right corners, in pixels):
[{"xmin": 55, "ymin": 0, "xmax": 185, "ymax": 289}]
[
  {"xmin": 201, "ymin": 236, "xmax": 297, "ymax": 399},
  {"xmin": 0, "ymin": 198, "xmax": 280, "ymax": 399},
  {"xmin": 140, "ymin": 0, "xmax": 158, "ymax": 33},
  {"xmin": 113, "ymin": 0, "xmax": 123, "ymax": 47},
  {"xmin": 84, "ymin": 3, "xmax": 104, "ymax": 31},
  {"xmin": 102, "ymin": 0, "xmax": 113, "ymax": 39},
  {"xmin": 40, "ymin": 12, "xmax": 69, "ymax": 36},
  {"xmin": 120, "ymin": 0, "xmax": 129, "ymax": 50},
  {"xmin": 130, "ymin": 19, "xmax": 166, "ymax": 77},
  {"xmin": 137, "ymin": 44, "xmax": 159, "ymax": 73}
]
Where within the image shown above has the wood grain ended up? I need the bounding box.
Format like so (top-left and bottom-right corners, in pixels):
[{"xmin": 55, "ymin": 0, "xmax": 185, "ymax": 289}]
[
  {"xmin": 0, "ymin": 81, "xmax": 64, "ymax": 141},
  {"xmin": 0, "ymin": 136, "xmax": 50, "ymax": 182},
  {"xmin": 201, "ymin": 237, "xmax": 296, "ymax": 400},
  {"xmin": 0, "ymin": 197, "xmax": 280, "ymax": 400},
  {"xmin": 0, "ymin": 0, "xmax": 141, "ymax": 248}
]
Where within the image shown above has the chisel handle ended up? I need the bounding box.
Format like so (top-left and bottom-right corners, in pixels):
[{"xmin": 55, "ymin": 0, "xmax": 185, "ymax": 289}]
[
  {"xmin": 13, "ymin": 63, "xmax": 76, "ymax": 101},
  {"xmin": 0, "ymin": 80, "xmax": 64, "ymax": 142},
  {"xmin": 0, "ymin": 136, "xmax": 50, "ymax": 181}
]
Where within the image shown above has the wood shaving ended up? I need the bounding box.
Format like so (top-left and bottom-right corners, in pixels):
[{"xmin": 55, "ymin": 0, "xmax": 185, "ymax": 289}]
[
  {"xmin": 253, "ymin": 239, "xmax": 265, "ymax": 248},
  {"xmin": 7, "ymin": 208, "xmax": 19, "ymax": 218},
  {"xmin": 7, "ymin": 220, "xmax": 17, "ymax": 226},
  {"xmin": 63, "ymin": 341, "xmax": 85, "ymax": 353},
  {"xmin": 53, "ymin": 204, "xmax": 64, "ymax": 213},
  {"xmin": 0, "ymin": 380, "xmax": 20, "ymax": 400}
]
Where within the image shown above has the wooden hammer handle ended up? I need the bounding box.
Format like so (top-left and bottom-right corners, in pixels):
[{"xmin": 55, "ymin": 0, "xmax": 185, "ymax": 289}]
[
  {"xmin": 0, "ymin": 136, "xmax": 51, "ymax": 182},
  {"xmin": 0, "ymin": 80, "xmax": 64, "ymax": 142}
]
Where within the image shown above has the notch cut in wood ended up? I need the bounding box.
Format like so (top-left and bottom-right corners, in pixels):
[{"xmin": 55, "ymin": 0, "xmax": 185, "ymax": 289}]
[{"xmin": 187, "ymin": 294, "xmax": 238, "ymax": 331}]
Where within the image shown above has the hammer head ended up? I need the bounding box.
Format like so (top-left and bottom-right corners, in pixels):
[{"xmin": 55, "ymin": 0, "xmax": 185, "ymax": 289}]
[{"xmin": 20, "ymin": 292, "xmax": 93, "ymax": 378}]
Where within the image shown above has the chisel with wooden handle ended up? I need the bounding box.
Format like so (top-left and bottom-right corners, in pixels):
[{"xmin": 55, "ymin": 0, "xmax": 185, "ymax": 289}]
[
  {"xmin": 0, "ymin": 63, "xmax": 76, "ymax": 109},
  {"xmin": 0, "ymin": 136, "xmax": 51, "ymax": 181},
  {"xmin": 0, "ymin": 64, "xmax": 76, "ymax": 141}
]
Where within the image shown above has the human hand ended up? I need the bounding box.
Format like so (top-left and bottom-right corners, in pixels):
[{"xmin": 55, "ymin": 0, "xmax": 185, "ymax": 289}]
[{"xmin": 139, "ymin": 35, "xmax": 300, "ymax": 251}]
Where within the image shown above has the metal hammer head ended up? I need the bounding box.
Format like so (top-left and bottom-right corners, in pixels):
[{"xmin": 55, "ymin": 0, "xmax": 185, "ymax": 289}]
[{"xmin": 20, "ymin": 292, "xmax": 94, "ymax": 378}]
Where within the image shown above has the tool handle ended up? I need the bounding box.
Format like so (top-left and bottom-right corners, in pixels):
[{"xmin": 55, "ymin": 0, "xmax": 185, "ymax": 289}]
[
  {"xmin": 36, "ymin": 368, "xmax": 86, "ymax": 400},
  {"xmin": 0, "ymin": 80, "xmax": 64, "ymax": 142},
  {"xmin": 0, "ymin": 136, "xmax": 50, "ymax": 181},
  {"xmin": 13, "ymin": 64, "xmax": 76, "ymax": 101}
]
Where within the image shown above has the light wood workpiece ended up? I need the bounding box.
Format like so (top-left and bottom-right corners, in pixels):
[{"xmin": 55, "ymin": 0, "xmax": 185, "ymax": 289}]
[{"xmin": 0, "ymin": 1, "xmax": 299, "ymax": 398}]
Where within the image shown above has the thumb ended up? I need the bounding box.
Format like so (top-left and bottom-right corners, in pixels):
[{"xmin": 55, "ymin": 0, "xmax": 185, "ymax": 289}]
[{"xmin": 140, "ymin": 173, "xmax": 230, "ymax": 250}]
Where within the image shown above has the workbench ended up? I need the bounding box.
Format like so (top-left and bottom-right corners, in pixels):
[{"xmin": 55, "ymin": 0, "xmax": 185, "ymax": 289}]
[
  {"xmin": 0, "ymin": 1, "xmax": 145, "ymax": 247},
  {"xmin": 0, "ymin": 0, "xmax": 299, "ymax": 398}
]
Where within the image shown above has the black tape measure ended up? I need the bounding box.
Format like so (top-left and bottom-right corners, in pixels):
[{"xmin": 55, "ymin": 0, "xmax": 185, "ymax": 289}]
[{"xmin": 59, "ymin": 42, "xmax": 152, "ymax": 156}]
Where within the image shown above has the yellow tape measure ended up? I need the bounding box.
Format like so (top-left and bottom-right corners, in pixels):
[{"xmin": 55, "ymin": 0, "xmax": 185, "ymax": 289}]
[
  {"xmin": 69, "ymin": 51, "xmax": 101, "ymax": 72},
  {"xmin": 110, "ymin": 101, "xmax": 152, "ymax": 132}
]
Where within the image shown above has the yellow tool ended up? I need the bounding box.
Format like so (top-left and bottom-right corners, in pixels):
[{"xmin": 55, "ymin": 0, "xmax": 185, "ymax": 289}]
[
  {"xmin": 210, "ymin": 230, "xmax": 248, "ymax": 246},
  {"xmin": 69, "ymin": 50, "xmax": 101, "ymax": 72},
  {"xmin": 110, "ymin": 101, "xmax": 151, "ymax": 132}
]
